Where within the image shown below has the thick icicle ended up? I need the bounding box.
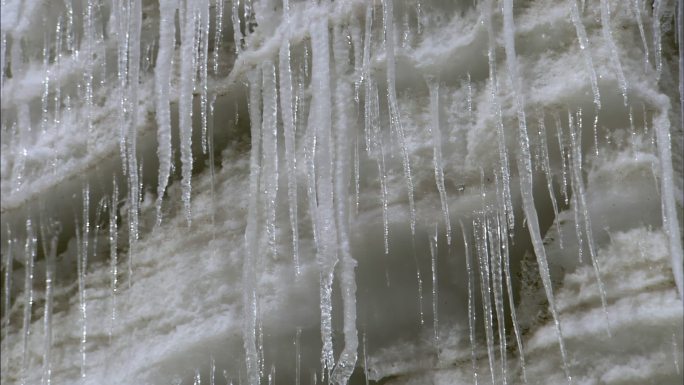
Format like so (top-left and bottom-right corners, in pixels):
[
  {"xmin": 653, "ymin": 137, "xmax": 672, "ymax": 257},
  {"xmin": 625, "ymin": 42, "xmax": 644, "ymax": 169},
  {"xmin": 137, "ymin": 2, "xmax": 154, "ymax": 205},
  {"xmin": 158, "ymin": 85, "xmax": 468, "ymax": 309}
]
[
  {"xmin": 155, "ymin": 0, "xmax": 178, "ymax": 226},
  {"xmin": 232, "ymin": 0, "xmax": 241, "ymax": 54},
  {"xmin": 199, "ymin": 0, "xmax": 210, "ymax": 155},
  {"xmin": 213, "ymin": 0, "xmax": 225, "ymax": 74},
  {"xmin": 330, "ymin": 24, "xmax": 359, "ymax": 385},
  {"xmin": 310, "ymin": 15, "xmax": 338, "ymax": 380},
  {"xmin": 382, "ymin": 0, "xmax": 416, "ymax": 236},
  {"xmin": 569, "ymin": 0, "xmax": 601, "ymax": 109},
  {"xmin": 261, "ymin": 60, "xmax": 279, "ymax": 258},
  {"xmin": 21, "ymin": 220, "xmax": 36, "ymax": 385},
  {"xmin": 538, "ymin": 112, "xmax": 563, "ymax": 248},
  {"xmin": 179, "ymin": 0, "xmax": 200, "ymax": 225},
  {"xmin": 502, "ymin": 0, "xmax": 572, "ymax": 380},
  {"xmin": 427, "ymin": 78, "xmax": 452, "ymax": 245},
  {"xmin": 243, "ymin": 67, "xmax": 263, "ymax": 385},
  {"xmin": 630, "ymin": 0, "xmax": 650, "ymax": 71},
  {"xmin": 653, "ymin": 0, "xmax": 664, "ymax": 80},
  {"xmin": 461, "ymin": 223, "xmax": 479, "ymax": 385},
  {"xmin": 599, "ymin": 0, "xmax": 628, "ymax": 103},
  {"xmin": 279, "ymin": 0, "xmax": 300, "ymax": 278}
]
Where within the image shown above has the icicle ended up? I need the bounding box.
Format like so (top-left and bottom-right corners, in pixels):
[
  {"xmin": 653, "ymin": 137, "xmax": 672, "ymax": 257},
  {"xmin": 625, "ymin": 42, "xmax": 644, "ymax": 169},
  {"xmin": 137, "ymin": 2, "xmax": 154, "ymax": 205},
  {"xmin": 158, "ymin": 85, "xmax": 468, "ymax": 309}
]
[
  {"xmin": 210, "ymin": 356, "xmax": 216, "ymax": 385},
  {"xmin": 310, "ymin": 15, "xmax": 338, "ymax": 380},
  {"xmin": 232, "ymin": 0, "xmax": 241, "ymax": 54},
  {"xmin": 487, "ymin": 211, "xmax": 507, "ymax": 384},
  {"xmin": 630, "ymin": 0, "xmax": 650, "ymax": 71},
  {"xmin": 83, "ymin": 0, "xmax": 95, "ymax": 150},
  {"xmin": 461, "ymin": 223, "xmax": 479, "ymax": 385},
  {"xmin": 427, "ymin": 77, "xmax": 452, "ymax": 245},
  {"xmin": 362, "ymin": 2, "xmax": 374, "ymax": 155},
  {"xmin": 484, "ymin": 0, "xmax": 514, "ymax": 233},
  {"xmin": 554, "ymin": 114, "xmax": 570, "ymax": 206},
  {"xmin": 474, "ymin": 214, "xmax": 496, "ymax": 385},
  {"xmin": 331, "ymin": 25, "xmax": 359, "ymax": 385},
  {"xmin": 213, "ymin": 0, "xmax": 225, "ymax": 74},
  {"xmin": 41, "ymin": 222, "xmax": 58, "ymax": 385},
  {"xmin": 382, "ymin": 0, "xmax": 416, "ymax": 237},
  {"xmin": 243, "ymin": 67, "xmax": 263, "ymax": 385},
  {"xmin": 569, "ymin": 0, "xmax": 601, "ymax": 109},
  {"xmin": 429, "ymin": 224, "xmax": 439, "ymax": 352},
  {"xmin": 295, "ymin": 328, "xmax": 301, "ymax": 385},
  {"xmin": 21, "ymin": 220, "xmax": 36, "ymax": 385},
  {"xmin": 2, "ymin": 232, "xmax": 13, "ymax": 361},
  {"xmin": 495, "ymin": 176, "xmax": 528, "ymax": 384},
  {"xmin": 109, "ymin": 179, "xmax": 119, "ymax": 342},
  {"xmin": 262, "ymin": 60, "xmax": 279, "ymax": 259},
  {"xmin": 599, "ymin": 0, "xmax": 628, "ymax": 104},
  {"xmin": 569, "ymin": 108, "xmax": 611, "ymax": 334},
  {"xmin": 79, "ymin": 185, "xmax": 90, "ymax": 380},
  {"xmin": 200, "ymin": 0, "xmax": 210, "ymax": 155},
  {"xmin": 155, "ymin": 0, "xmax": 178, "ymax": 226},
  {"xmin": 194, "ymin": 369, "xmax": 201, "ymax": 385},
  {"xmin": 179, "ymin": 0, "xmax": 200, "ymax": 225},
  {"xmin": 653, "ymin": 0, "xmax": 664, "ymax": 80},
  {"xmin": 127, "ymin": 0, "xmax": 142, "ymax": 287},
  {"xmin": 502, "ymin": 0, "xmax": 572, "ymax": 380},
  {"xmin": 538, "ymin": 112, "xmax": 563, "ymax": 249},
  {"xmin": 279, "ymin": 13, "xmax": 300, "ymax": 276},
  {"xmin": 652, "ymin": 99, "xmax": 684, "ymax": 303}
]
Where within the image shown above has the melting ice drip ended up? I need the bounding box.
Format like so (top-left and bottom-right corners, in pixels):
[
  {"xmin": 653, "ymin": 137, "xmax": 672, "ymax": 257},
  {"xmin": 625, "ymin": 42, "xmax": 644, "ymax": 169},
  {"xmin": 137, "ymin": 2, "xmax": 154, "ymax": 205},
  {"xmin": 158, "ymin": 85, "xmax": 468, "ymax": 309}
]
[{"xmin": 0, "ymin": 0, "xmax": 683, "ymax": 384}]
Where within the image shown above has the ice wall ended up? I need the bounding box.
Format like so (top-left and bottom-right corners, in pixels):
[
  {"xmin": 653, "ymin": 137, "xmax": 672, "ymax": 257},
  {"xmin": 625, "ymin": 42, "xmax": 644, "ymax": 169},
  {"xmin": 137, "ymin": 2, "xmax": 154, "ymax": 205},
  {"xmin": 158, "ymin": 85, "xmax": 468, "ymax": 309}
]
[{"xmin": 1, "ymin": 0, "xmax": 683, "ymax": 384}]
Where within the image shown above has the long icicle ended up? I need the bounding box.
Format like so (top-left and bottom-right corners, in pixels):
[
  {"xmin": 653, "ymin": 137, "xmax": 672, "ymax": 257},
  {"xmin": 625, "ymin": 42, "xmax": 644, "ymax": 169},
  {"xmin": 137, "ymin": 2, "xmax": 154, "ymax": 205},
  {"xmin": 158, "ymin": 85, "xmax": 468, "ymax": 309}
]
[
  {"xmin": 243, "ymin": 67, "xmax": 263, "ymax": 385},
  {"xmin": 569, "ymin": 0, "xmax": 601, "ymax": 109},
  {"xmin": 279, "ymin": 0, "xmax": 301, "ymax": 278},
  {"xmin": 310, "ymin": 14, "xmax": 338, "ymax": 380},
  {"xmin": 382, "ymin": 0, "xmax": 417, "ymax": 237},
  {"xmin": 461, "ymin": 222, "xmax": 479, "ymax": 385},
  {"xmin": 109, "ymin": 179, "xmax": 119, "ymax": 342},
  {"xmin": 427, "ymin": 77, "xmax": 452, "ymax": 245},
  {"xmin": 502, "ymin": 0, "xmax": 572, "ymax": 380},
  {"xmin": 474, "ymin": 213, "xmax": 497, "ymax": 385},
  {"xmin": 538, "ymin": 111, "xmax": 563, "ymax": 249},
  {"xmin": 154, "ymin": 0, "xmax": 178, "ymax": 226},
  {"xmin": 487, "ymin": 210, "xmax": 507, "ymax": 384},
  {"xmin": 21, "ymin": 220, "xmax": 36, "ymax": 385},
  {"xmin": 331, "ymin": 24, "xmax": 359, "ymax": 385},
  {"xmin": 262, "ymin": 60, "xmax": 279, "ymax": 259},
  {"xmin": 599, "ymin": 0, "xmax": 628, "ymax": 104}
]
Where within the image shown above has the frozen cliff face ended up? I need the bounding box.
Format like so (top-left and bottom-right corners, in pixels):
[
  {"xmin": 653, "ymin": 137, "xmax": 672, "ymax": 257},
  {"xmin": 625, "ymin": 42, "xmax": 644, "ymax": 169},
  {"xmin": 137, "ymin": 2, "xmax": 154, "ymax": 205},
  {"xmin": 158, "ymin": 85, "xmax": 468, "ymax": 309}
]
[{"xmin": 0, "ymin": 0, "xmax": 682, "ymax": 384}]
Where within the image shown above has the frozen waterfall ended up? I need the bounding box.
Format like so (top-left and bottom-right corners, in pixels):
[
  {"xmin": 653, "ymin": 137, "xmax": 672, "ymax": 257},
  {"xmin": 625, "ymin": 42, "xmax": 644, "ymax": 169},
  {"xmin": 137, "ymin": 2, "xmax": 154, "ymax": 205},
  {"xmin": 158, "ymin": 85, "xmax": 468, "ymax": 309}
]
[{"xmin": 1, "ymin": 0, "xmax": 683, "ymax": 384}]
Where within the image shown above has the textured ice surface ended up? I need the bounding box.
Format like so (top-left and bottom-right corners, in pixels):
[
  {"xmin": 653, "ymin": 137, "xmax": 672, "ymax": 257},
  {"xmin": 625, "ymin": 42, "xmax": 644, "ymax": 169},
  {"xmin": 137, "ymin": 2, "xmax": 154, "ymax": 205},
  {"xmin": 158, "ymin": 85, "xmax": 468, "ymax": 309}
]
[{"xmin": 1, "ymin": 0, "xmax": 682, "ymax": 384}]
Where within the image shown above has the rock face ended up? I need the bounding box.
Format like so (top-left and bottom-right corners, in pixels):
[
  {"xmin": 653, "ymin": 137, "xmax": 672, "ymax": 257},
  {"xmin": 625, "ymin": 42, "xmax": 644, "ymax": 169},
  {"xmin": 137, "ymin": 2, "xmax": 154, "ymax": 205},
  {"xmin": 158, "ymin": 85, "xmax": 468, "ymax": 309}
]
[{"xmin": 0, "ymin": 0, "xmax": 682, "ymax": 384}]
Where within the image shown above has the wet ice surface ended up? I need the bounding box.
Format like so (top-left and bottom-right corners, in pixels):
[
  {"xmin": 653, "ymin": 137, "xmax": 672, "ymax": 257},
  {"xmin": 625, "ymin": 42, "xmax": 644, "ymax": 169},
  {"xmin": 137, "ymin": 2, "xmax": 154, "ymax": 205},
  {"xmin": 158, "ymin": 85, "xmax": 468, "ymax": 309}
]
[{"xmin": 1, "ymin": 1, "xmax": 683, "ymax": 384}]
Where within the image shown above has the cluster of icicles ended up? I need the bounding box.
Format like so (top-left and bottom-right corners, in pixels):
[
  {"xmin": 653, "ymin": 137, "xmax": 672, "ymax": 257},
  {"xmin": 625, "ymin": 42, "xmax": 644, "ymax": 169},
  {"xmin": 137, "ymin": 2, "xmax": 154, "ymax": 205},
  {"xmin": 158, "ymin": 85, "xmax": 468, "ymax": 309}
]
[{"xmin": 1, "ymin": 0, "xmax": 683, "ymax": 384}]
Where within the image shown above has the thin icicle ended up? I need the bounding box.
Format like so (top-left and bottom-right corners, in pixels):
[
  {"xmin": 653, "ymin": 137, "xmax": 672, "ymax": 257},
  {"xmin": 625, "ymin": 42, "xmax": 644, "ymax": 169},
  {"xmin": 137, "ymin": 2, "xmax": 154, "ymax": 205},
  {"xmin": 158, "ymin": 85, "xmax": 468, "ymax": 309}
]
[
  {"xmin": 502, "ymin": 0, "xmax": 572, "ymax": 380},
  {"xmin": 213, "ymin": 0, "xmax": 225, "ymax": 74},
  {"xmin": 310, "ymin": 16, "xmax": 338, "ymax": 380},
  {"xmin": 199, "ymin": 0, "xmax": 210, "ymax": 155},
  {"xmin": 243, "ymin": 67, "xmax": 262, "ymax": 385},
  {"xmin": 362, "ymin": 2, "xmax": 374, "ymax": 155},
  {"xmin": 2, "ymin": 232, "xmax": 13, "ymax": 381},
  {"xmin": 538, "ymin": 112, "xmax": 563, "ymax": 248},
  {"xmin": 262, "ymin": 60, "xmax": 279, "ymax": 259},
  {"xmin": 630, "ymin": 0, "xmax": 650, "ymax": 71},
  {"xmin": 109, "ymin": 179, "xmax": 119, "ymax": 342},
  {"xmin": 21, "ymin": 220, "xmax": 36, "ymax": 385},
  {"xmin": 495, "ymin": 176, "xmax": 527, "ymax": 384},
  {"xmin": 429, "ymin": 224, "xmax": 439, "ymax": 353},
  {"xmin": 427, "ymin": 78, "xmax": 452, "ymax": 245},
  {"xmin": 461, "ymin": 222, "xmax": 479, "ymax": 385},
  {"xmin": 330, "ymin": 25, "xmax": 359, "ymax": 385},
  {"xmin": 279, "ymin": 15, "xmax": 300, "ymax": 276},
  {"xmin": 382, "ymin": 0, "xmax": 416, "ymax": 237},
  {"xmin": 79, "ymin": 185, "xmax": 90, "ymax": 380},
  {"xmin": 569, "ymin": 0, "xmax": 601, "ymax": 109},
  {"xmin": 653, "ymin": 0, "xmax": 664, "ymax": 80},
  {"xmin": 155, "ymin": 0, "xmax": 178, "ymax": 226},
  {"xmin": 41, "ymin": 222, "xmax": 58, "ymax": 385},
  {"xmin": 568, "ymin": 109, "xmax": 611, "ymax": 336},
  {"xmin": 295, "ymin": 328, "xmax": 301, "ymax": 385},
  {"xmin": 555, "ymin": 114, "xmax": 570, "ymax": 206},
  {"xmin": 487, "ymin": 212, "xmax": 507, "ymax": 384},
  {"xmin": 474, "ymin": 214, "xmax": 496, "ymax": 385},
  {"xmin": 232, "ymin": 0, "xmax": 241, "ymax": 54},
  {"xmin": 179, "ymin": 0, "xmax": 200, "ymax": 225},
  {"xmin": 599, "ymin": 0, "xmax": 628, "ymax": 104},
  {"xmin": 484, "ymin": 0, "xmax": 514, "ymax": 233}
]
